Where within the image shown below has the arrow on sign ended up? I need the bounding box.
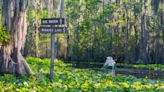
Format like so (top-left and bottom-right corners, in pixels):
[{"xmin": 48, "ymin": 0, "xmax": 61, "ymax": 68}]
[{"xmin": 40, "ymin": 27, "xmax": 66, "ymax": 34}]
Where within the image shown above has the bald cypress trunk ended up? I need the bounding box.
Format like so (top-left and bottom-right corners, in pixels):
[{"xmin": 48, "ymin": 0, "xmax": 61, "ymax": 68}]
[
  {"xmin": 0, "ymin": 0, "xmax": 32, "ymax": 75},
  {"xmin": 138, "ymin": 0, "xmax": 148, "ymax": 64}
]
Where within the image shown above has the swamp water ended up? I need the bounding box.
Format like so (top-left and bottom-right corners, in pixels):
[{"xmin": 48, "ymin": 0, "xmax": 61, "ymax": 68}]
[{"xmin": 71, "ymin": 63, "xmax": 164, "ymax": 80}]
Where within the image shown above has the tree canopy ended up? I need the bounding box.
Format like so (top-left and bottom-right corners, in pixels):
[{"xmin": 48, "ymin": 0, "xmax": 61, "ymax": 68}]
[{"xmin": 0, "ymin": 0, "xmax": 164, "ymax": 65}]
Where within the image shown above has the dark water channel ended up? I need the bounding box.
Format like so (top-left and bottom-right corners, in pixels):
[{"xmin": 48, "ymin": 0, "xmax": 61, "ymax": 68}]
[{"xmin": 70, "ymin": 62, "xmax": 164, "ymax": 80}]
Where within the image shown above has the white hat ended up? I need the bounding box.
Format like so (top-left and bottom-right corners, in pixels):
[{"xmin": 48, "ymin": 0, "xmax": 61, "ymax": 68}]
[{"xmin": 106, "ymin": 56, "xmax": 113, "ymax": 60}]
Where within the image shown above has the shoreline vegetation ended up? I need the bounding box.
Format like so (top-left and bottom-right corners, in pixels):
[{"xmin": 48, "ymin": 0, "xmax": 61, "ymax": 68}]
[
  {"xmin": 0, "ymin": 57, "xmax": 163, "ymax": 92},
  {"xmin": 65, "ymin": 61, "xmax": 164, "ymax": 71}
]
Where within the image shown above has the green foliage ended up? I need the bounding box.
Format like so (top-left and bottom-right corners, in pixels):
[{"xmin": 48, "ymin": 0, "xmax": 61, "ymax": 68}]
[
  {"xmin": 134, "ymin": 2, "xmax": 142, "ymax": 14},
  {"xmin": 0, "ymin": 26, "xmax": 10, "ymax": 44},
  {"xmin": 64, "ymin": 0, "xmax": 164, "ymax": 64},
  {"xmin": 116, "ymin": 63, "xmax": 164, "ymax": 71},
  {"xmin": 24, "ymin": 0, "xmax": 164, "ymax": 63},
  {"xmin": 0, "ymin": 57, "xmax": 164, "ymax": 91},
  {"xmin": 0, "ymin": 15, "xmax": 10, "ymax": 44}
]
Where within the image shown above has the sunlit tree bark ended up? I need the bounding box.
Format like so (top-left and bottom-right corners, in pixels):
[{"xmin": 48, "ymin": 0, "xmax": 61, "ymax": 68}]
[
  {"xmin": 0, "ymin": 0, "xmax": 32, "ymax": 75},
  {"xmin": 138, "ymin": 0, "xmax": 148, "ymax": 64}
]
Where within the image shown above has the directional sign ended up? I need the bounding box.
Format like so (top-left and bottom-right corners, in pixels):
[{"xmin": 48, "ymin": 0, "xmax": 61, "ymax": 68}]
[
  {"xmin": 41, "ymin": 18, "xmax": 65, "ymax": 25},
  {"xmin": 40, "ymin": 27, "xmax": 66, "ymax": 34}
]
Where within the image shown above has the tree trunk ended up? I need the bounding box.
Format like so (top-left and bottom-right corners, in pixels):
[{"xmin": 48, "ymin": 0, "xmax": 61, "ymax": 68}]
[
  {"xmin": 125, "ymin": 19, "xmax": 129, "ymax": 62},
  {"xmin": 66, "ymin": 17, "xmax": 71, "ymax": 60},
  {"xmin": 133, "ymin": 4, "xmax": 139, "ymax": 62},
  {"xmin": 0, "ymin": 0, "xmax": 32, "ymax": 75},
  {"xmin": 138, "ymin": 0, "xmax": 148, "ymax": 64},
  {"xmin": 109, "ymin": 28, "xmax": 113, "ymax": 56},
  {"xmin": 72, "ymin": 4, "xmax": 80, "ymax": 60},
  {"xmin": 162, "ymin": 0, "xmax": 164, "ymax": 44},
  {"xmin": 161, "ymin": 0, "xmax": 164, "ymax": 63},
  {"xmin": 134, "ymin": 23, "xmax": 139, "ymax": 61},
  {"xmin": 33, "ymin": 0, "xmax": 40, "ymax": 57}
]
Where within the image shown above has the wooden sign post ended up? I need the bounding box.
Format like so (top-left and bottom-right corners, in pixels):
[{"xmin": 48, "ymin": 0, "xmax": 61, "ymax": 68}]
[{"xmin": 40, "ymin": 18, "xmax": 66, "ymax": 78}]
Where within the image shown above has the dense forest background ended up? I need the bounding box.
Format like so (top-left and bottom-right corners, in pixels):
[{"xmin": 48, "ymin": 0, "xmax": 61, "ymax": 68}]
[{"xmin": 0, "ymin": 0, "xmax": 164, "ymax": 64}]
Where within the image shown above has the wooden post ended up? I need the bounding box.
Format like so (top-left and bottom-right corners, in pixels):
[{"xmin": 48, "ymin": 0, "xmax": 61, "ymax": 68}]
[
  {"xmin": 50, "ymin": 33, "xmax": 55, "ymax": 78},
  {"xmin": 48, "ymin": 0, "xmax": 55, "ymax": 78},
  {"xmin": 43, "ymin": 0, "xmax": 65, "ymax": 79}
]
